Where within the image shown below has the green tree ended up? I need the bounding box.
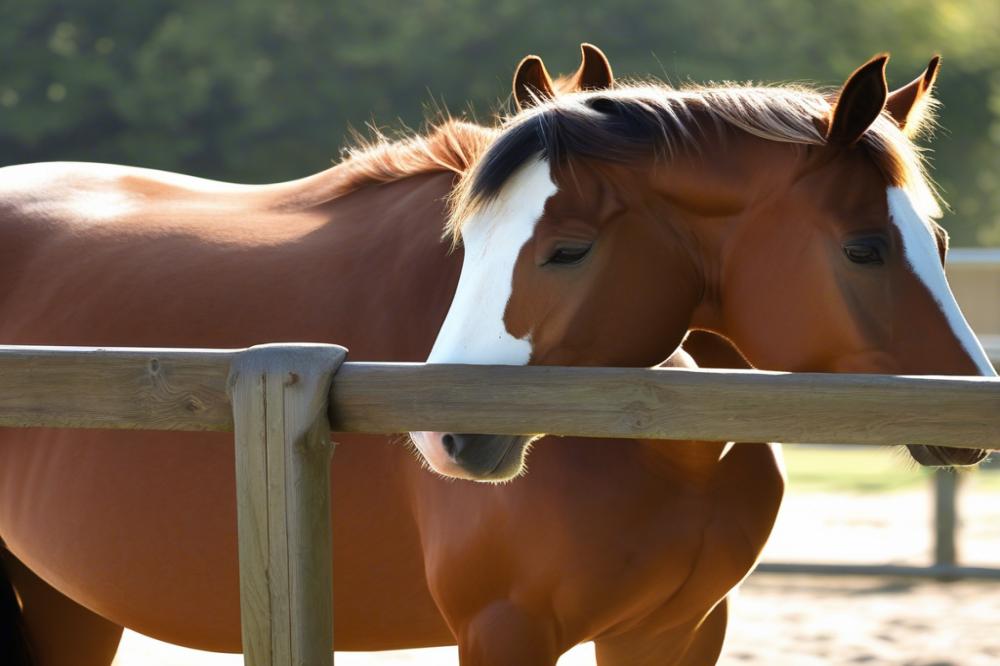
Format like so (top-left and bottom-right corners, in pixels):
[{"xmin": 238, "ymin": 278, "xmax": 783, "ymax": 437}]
[{"xmin": 1, "ymin": 0, "xmax": 998, "ymax": 244}]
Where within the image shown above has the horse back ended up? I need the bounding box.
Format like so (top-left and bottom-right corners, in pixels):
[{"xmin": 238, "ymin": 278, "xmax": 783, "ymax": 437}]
[
  {"xmin": 0, "ymin": 162, "xmax": 267, "ymax": 322},
  {"xmin": 0, "ymin": 161, "xmax": 458, "ymax": 353}
]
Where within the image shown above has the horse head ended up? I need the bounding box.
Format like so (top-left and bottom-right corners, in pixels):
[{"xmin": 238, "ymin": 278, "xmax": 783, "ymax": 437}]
[{"xmin": 412, "ymin": 54, "xmax": 994, "ymax": 480}]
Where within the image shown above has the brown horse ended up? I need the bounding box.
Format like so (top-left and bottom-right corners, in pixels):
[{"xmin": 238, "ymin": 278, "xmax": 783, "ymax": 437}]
[
  {"xmin": 0, "ymin": 53, "xmax": 971, "ymax": 666},
  {"xmin": 0, "ymin": 47, "xmax": 760, "ymax": 666},
  {"xmin": 413, "ymin": 54, "xmax": 995, "ymax": 483}
]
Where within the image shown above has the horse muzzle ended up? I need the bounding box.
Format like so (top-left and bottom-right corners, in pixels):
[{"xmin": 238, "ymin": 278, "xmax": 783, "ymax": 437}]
[
  {"xmin": 409, "ymin": 431, "xmax": 533, "ymax": 481},
  {"xmin": 906, "ymin": 444, "xmax": 989, "ymax": 467}
]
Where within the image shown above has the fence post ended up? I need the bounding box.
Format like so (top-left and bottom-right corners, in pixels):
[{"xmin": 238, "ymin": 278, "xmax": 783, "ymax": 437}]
[
  {"xmin": 933, "ymin": 469, "xmax": 958, "ymax": 579},
  {"xmin": 228, "ymin": 343, "xmax": 347, "ymax": 666}
]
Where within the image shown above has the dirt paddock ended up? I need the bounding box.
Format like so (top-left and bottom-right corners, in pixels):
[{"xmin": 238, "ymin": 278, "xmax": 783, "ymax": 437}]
[
  {"xmin": 724, "ymin": 574, "xmax": 1000, "ymax": 665},
  {"xmin": 112, "ymin": 574, "xmax": 1000, "ymax": 665},
  {"xmin": 112, "ymin": 482, "xmax": 1000, "ymax": 665}
]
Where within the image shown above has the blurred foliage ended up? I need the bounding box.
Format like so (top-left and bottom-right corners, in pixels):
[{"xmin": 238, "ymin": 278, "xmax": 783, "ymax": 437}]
[{"xmin": 1, "ymin": 0, "xmax": 999, "ymax": 244}]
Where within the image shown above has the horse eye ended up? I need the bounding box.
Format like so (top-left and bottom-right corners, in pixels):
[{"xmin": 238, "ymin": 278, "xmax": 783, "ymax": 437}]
[
  {"xmin": 546, "ymin": 245, "xmax": 592, "ymax": 266},
  {"xmin": 843, "ymin": 242, "xmax": 884, "ymax": 266}
]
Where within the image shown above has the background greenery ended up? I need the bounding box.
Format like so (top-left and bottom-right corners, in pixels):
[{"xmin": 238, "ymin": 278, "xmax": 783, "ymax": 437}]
[
  {"xmin": 781, "ymin": 446, "xmax": 1000, "ymax": 494},
  {"xmin": 2, "ymin": 0, "xmax": 998, "ymax": 244}
]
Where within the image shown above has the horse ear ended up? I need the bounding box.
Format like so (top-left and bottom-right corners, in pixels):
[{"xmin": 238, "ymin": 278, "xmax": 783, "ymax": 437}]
[
  {"xmin": 826, "ymin": 54, "xmax": 889, "ymax": 146},
  {"xmin": 885, "ymin": 56, "xmax": 940, "ymax": 136},
  {"xmin": 513, "ymin": 55, "xmax": 556, "ymax": 111},
  {"xmin": 572, "ymin": 43, "xmax": 614, "ymax": 91}
]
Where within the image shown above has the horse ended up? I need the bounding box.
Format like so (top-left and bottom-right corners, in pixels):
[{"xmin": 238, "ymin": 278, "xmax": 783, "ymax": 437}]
[
  {"xmin": 404, "ymin": 53, "xmax": 999, "ymax": 665},
  {"xmin": 412, "ymin": 53, "xmax": 996, "ymax": 484},
  {"xmin": 0, "ymin": 52, "xmax": 970, "ymax": 666},
  {"xmin": 0, "ymin": 46, "xmax": 759, "ymax": 666}
]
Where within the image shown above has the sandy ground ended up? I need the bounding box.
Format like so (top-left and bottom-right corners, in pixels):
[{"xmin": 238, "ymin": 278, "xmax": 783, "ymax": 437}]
[
  {"xmin": 112, "ymin": 485, "xmax": 1000, "ymax": 665},
  {"xmin": 724, "ymin": 575, "xmax": 1000, "ymax": 666}
]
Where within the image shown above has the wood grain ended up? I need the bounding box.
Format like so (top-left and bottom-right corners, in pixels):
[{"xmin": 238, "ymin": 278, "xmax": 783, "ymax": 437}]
[
  {"xmin": 229, "ymin": 344, "xmax": 346, "ymax": 666},
  {"xmin": 0, "ymin": 345, "xmax": 234, "ymax": 430},
  {"xmin": 330, "ymin": 363, "xmax": 1000, "ymax": 449},
  {"xmin": 0, "ymin": 346, "xmax": 997, "ymax": 448}
]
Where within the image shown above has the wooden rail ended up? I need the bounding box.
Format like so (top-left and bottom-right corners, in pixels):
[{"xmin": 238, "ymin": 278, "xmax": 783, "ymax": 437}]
[
  {"xmin": 1, "ymin": 346, "xmax": 998, "ymax": 448},
  {"xmin": 1, "ymin": 343, "xmax": 999, "ymax": 666}
]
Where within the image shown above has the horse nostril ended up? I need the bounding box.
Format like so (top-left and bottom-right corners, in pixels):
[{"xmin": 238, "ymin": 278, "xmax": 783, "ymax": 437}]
[{"xmin": 441, "ymin": 433, "xmax": 458, "ymax": 459}]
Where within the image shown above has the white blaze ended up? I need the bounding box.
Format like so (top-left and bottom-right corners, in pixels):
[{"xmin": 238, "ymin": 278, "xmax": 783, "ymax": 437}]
[
  {"xmin": 428, "ymin": 158, "xmax": 556, "ymax": 365},
  {"xmin": 888, "ymin": 186, "xmax": 997, "ymax": 376}
]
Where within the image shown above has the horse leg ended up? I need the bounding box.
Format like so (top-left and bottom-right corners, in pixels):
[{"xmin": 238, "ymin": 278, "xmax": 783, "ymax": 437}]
[
  {"xmin": 673, "ymin": 597, "xmax": 728, "ymax": 666},
  {"xmin": 455, "ymin": 601, "xmax": 560, "ymax": 666},
  {"xmin": 1, "ymin": 545, "xmax": 31, "ymax": 666},
  {"xmin": 594, "ymin": 597, "xmax": 728, "ymax": 666},
  {"xmin": 1, "ymin": 545, "xmax": 123, "ymax": 666}
]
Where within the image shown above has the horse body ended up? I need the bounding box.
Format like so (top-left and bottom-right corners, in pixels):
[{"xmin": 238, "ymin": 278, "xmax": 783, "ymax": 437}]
[
  {"xmin": 0, "ymin": 133, "xmax": 781, "ymax": 663},
  {"xmin": 418, "ymin": 435, "xmax": 782, "ymax": 664},
  {"xmin": 0, "ymin": 160, "xmax": 463, "ymax": 651},
  {"xmin": 7, "ymin": 49, "xmax": 971, "ymax": 666}
]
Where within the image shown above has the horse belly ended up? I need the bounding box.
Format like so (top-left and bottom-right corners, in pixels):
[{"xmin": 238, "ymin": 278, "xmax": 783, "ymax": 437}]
[{"xmin": 0, "ymin": 429, "xmax": 452, "ymax": 651}]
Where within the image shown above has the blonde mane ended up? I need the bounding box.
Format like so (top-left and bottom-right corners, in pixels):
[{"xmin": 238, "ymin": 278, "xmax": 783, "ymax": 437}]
[
  {"xmin": 332, "ymin": 120, "xmax": 497, "ymax": 198},
  {"xmin": 449, "ymin": 81, "xmax": 941, "ymax": 240}
]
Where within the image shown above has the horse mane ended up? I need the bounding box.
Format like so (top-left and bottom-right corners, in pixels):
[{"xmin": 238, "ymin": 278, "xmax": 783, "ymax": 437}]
[
  {"xmin": 448, "ymin": 81, "xmax": 941, "ymax": 240},
  {"xmin": 333, "ymin": 119, "xmax": 497, "ymax": 198}
]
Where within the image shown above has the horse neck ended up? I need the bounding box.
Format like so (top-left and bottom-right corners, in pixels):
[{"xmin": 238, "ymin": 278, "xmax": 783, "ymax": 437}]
[
  {"xmin": 274, "ymin": 120, "xmax": 494, "ymax": 212},
  {"xmin": 648, "ymin": 128, "xmax": 803, "ymax": 346},
  {"xmin": 638, "ymin": 347, "xmax": 730, "ymax": 480},
  {"xmin": 668, "ymin": 217, "xmax": 733, "ymax": 361},
  {"xmin": 636, "ymin": 438, "xmax": 730, "ymax": 484},
  {"xmin": 263, "ymin": 160, "xmax": 373, "ymax": 211}
]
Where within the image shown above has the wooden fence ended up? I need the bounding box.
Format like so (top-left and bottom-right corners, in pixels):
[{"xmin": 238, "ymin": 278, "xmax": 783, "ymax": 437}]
[
  {"xmin": 1, "ymin": 343, "xmax": 999, "ymax": 665},
  {"xmin": 752, "ymin": 250, "xmax": 1000, "ymax": 580},
  {"xmin": 948, "ymin": 248, "xmax": 1000, "ymax": 338}
]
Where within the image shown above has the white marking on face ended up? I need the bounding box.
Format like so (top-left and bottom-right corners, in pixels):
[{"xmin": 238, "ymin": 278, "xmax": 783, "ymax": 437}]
[
  {"xmin": 427, "ymin": 158, "xmax": 557, "ymax": 365},
  {"xmin": 888, "ymin": 186, "xmax": 997, "ymax": 376},
  {"xmin": 413, "ymin": 159, "xmax": 555, "ymax": 474}
]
